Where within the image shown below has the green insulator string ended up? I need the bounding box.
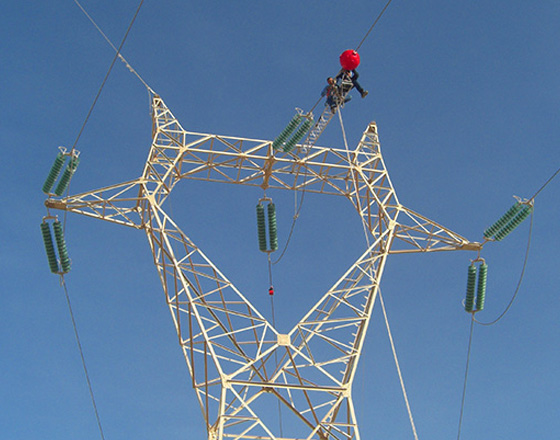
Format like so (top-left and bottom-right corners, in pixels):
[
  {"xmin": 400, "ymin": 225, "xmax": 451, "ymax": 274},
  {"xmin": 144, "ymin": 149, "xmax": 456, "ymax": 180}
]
[
  {"xmin": 483, "ymin": 202, "xmax": 522, "ymax": 239},
  {"xmin": 475, "ymin": 264, "xmax": 488, "ymax": 312},
  {"xmin": 464, "ymin": 265, "xmax": 477, "ymax": 313},
  {"xmin": 55, "ymin": 154, "xmax": 81, "ymax": 196},
  {"xmin": 53, "ymin": 220, "xmax": 71, "ymax": 274},
  {"xmin": 475, "ymin": 210, "xmax": 534, "ymax": 326},
  {"xmin": 272, "ymin": 114, "xmax": 303, "ymax": 151},
  {"xmin": 42, "ymin": 152, "xmax": 67, "ymax": 194},
  {"xmin": 484, "ymin": 199, "xmax": 534, "ymax": 242},
  {"xmin": 257, "ymin": 199, "xmax": 280, "ymax": 254},
  {"xmin": 41, "ymin": 221, "xmax": 60, "ymax": 274},
  {"xmin": 493, "ymin": 204, "xmax": 533, "ymax": 241},
  {"xmin": 41, "ymin": 218, "xmax": 72, "ymax": 275},
  {"xmin": 267, "ymin": 203, "xmax": 278, "ymax": 252},
  {"xmin": 283, "ymin": 118, "xmax": 314, "ymax": 152},
  {"xmin": 464, "ymin": 262, "xmax": 488, "ymax": 314},
  {"xmin": 256, "ymin": 203, "xmax": 267, "ymax": 252}
]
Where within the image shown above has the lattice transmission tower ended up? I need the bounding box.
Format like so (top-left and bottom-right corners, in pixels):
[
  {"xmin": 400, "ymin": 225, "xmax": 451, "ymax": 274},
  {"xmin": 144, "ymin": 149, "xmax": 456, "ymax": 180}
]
[{"xmin": 45, "ymin": 94, "xmax": 481, "ymax": 440}]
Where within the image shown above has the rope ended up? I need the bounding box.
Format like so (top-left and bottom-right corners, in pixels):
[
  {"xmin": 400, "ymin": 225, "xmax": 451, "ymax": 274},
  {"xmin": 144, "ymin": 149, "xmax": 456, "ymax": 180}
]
[
  {"xmin": 272, "ymin": 188, "xmax": 306, "ymax": 265},
  {"xmin": 69, "ymin": 0, "xmax": 147, "ymax": 154},
  {"xmin": 61, "ymin": 276, "xmax": 106, "ymax": 440},
  {"xmin": 265, "ymin": 254, "xmax": 284, "ymax": 437},
  {"xmin": 355, "ymin": 0, "xmax": 395, "ymax": 51},
  {"xmin": 474, "ymin": 210, "xmax": 534, "ymax": 326},
  {"xmin": 339, "ymin": 105, "xmax": 417, "ymax": 436},
  {"xmin": 379, "ymin": 291, "xmax": 419, "ymax": 440},
  {"xmin": 456, "ymin": 316, "xmax": 475, "ymax": 440},
  {"xmin": 338, "ymin": 108, "xmax": 418, "ymax": 437},
  {"xmin": 272, "ymin": 144, "xmax": 313, "ymax": 265},
  {"xmin": 49, "ymin": 3, "xmax": 147, "ymax": 436},
  {"xmin": 73, "ymin": 0, "xmax": 154, "ymax": 94}
]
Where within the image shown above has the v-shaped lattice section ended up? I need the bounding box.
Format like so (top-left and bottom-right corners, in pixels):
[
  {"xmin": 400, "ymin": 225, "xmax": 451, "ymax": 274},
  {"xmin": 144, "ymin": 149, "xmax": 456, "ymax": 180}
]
[{"xmin": 45, "ymin": 94, "xmax": 481, "ymax": 440}]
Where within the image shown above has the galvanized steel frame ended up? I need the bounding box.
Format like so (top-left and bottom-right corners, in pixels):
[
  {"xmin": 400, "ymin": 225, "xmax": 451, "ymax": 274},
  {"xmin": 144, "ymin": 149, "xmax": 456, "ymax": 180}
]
[{"xmin": 45, "ymin": 95, "xmax": 481, "ymax": 440}]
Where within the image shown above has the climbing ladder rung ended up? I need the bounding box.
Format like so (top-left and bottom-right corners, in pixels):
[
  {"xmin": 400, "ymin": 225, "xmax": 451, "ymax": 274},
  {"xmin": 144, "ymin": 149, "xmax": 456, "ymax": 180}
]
[{"xmin": 301, "ymin": 107, "xmax": 336, "ymax": 150}]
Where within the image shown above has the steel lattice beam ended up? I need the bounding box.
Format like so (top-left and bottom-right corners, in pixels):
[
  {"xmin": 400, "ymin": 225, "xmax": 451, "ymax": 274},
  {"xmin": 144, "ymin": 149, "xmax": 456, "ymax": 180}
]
[{"xmin": 45, "ymin": 94, "xmax": 482, "ymax": 440}]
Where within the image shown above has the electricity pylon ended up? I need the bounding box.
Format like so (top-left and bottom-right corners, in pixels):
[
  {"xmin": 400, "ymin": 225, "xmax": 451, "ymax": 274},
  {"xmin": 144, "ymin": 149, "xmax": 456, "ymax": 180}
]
[{"xmin": 45, "ymin": 94, "xmax": 481, "ymax": 440}]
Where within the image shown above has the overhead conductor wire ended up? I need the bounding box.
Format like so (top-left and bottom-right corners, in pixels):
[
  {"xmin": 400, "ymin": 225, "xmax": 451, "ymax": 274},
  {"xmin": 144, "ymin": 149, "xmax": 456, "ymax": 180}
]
[
  {"xmin": 474, "ymin": 162, "xmax": 559, "ymax": 326},
  {"xmin": 73, "ymin": 0, "xmax": 154, "ymax": 96},
  {"xmin": 458, "ymin": 164, "xmax": 560, "ymax": 437},
  {"xmin": 356, "ymin": 0, "xmax": 395, "ymax": 51},
  {"xmin": 69, "ymin": 0, "xmax": 148, "ymax": 154},
  {"xmin": 456, "ymin": 315, "xmax": 475, "ymax": 440},
  {"xmin": 52, "ymin": 1, "xmax": 147, "ymax": 439}
]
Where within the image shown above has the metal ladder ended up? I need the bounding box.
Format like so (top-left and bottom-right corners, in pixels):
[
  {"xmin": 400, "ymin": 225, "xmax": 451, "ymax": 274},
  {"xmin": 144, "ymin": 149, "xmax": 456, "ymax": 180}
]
[{"xmin": 301, "ymin": 77, "xmax": 353, "ymax": 151}]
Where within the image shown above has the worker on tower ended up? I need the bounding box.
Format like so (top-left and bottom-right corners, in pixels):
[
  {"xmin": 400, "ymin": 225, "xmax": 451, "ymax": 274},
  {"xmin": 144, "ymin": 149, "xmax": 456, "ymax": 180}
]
[
  {"xmin": 337, "ymin": 49, "xmax": 368, "ymax": 98},
  {"xmin": 336, "ymin": 69, "xmax": 368, "ymax": 98},
  {"xmin": 321, "ymin": 77, "xmax": 350, "ymax": 112},
  {"xmin": 321, "ymin": 50, "xmax": 369, "ymax": 112}
]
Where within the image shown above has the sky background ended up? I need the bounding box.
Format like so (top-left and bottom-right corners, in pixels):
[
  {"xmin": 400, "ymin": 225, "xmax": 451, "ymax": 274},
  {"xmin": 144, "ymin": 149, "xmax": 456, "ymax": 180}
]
[{"xmin": 2, "ymin": 1, "xmax": 559, "ymax": 439}]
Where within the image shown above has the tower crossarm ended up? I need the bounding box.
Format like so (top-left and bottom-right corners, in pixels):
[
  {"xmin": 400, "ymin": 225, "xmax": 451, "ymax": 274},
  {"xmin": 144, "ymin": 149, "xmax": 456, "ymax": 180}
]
[
  {"xmin": 390, "ymin": 205, "xmax": 482, "ymax": 253},
  {"xmin": 143, "ymin": 96, "xmax": 410, "ymax": 204},
  {"xmin": 44, "ymin": 179, "xmax": 146, "ymax": 228}
]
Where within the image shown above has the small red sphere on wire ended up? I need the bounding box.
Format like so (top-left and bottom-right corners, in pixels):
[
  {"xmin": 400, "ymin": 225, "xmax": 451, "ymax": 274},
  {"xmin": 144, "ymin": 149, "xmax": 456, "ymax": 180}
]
[
  {"xmin": 269, "ymin": 286, "xmax": 274, "ymax": 296},
  {"xmin": 339, "ymin": 49, "xmax": 360, "ymax": 71}
]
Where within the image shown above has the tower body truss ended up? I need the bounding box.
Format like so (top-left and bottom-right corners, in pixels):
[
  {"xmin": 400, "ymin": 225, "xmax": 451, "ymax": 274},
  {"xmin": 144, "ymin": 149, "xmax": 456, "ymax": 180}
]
[{"xmin": 46, "ymin": 95, "xmax": 481, "ymax": 440}]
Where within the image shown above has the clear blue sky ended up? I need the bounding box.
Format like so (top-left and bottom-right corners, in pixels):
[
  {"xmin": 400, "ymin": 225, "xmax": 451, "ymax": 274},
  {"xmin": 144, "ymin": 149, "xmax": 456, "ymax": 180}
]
[{"xmin": 3, "ymin": 1, "xmax": 559, "ymax": 439}]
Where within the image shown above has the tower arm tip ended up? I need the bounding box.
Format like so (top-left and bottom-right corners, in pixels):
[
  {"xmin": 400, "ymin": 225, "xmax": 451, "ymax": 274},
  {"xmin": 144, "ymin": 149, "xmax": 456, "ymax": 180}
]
[{"xmin": 45, "ymin": 198, "xmax": 67, "ymax": 211}]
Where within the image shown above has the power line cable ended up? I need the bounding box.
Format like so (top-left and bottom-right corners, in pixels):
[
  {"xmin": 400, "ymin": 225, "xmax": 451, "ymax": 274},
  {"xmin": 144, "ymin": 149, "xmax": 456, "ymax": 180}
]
[
  {"xmin": 470, "ymin": 163, "xmax": 558, "ymax": 326},
  {"xmin": 73, "ymin": 0, "xmax": 154, "ymax": 94},
  {"xmin": 70, "ymin": 0, "xmax": 147, "ymax": 153},
  {"xmin": 475, "ymin": 210, "xmax": 534, "ymax": 326},
  {"xmin": 52, "ymin": 3, "xmax": 147, "ymax": 437},
  {"xmin": 379, "ymin": 291, "xmax": 419, "ymax": 440},
  {"xmin": 456, "ymin": 315, "xmax": 475, "ymax": 440},
  {"xmin": 355, "ymin": 0, "xmax": 395, "ymax": 51},
  {"xmin": 61, "ymin": 277, "xmax": 106, "ymax": 440},
  {"xmin": 530, "ymin": 165, "xmax": 560, "ymax": 201}
]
